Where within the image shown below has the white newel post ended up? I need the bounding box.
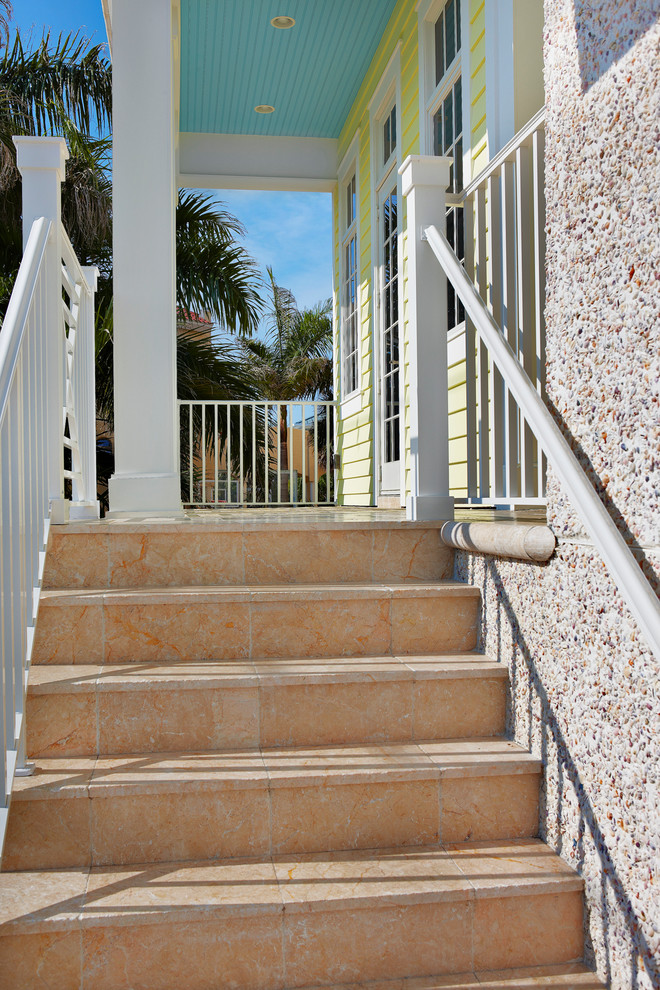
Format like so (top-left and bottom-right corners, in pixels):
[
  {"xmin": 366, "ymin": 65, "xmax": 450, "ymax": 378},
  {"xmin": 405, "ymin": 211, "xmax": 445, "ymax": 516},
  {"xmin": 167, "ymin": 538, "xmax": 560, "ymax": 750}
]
[
  {"xmin": 400, "ymin": 155, "xmax": 454, "ymax": 522},
  {"xmin": 14, "ymin": 136, "xmax": 69, "ymax": 524},
  {"xmin": 108, "ymin": 0, "xmax": 182, "ymax": 515}
]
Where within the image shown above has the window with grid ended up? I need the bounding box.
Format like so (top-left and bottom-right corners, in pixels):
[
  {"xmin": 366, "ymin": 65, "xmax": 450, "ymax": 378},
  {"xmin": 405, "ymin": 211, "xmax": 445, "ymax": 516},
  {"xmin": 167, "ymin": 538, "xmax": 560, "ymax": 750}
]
[
  {"xmin": 341, "ymin": 173, "xmax": 359, "ymax": 397},
  {"xmin": 432, "ymin": 0, "xmax": 465, "ymax": 329}
]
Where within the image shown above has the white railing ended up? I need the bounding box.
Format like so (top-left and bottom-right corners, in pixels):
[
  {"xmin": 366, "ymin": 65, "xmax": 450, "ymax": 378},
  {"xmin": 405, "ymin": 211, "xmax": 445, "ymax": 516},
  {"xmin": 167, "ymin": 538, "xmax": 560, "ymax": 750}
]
[
  {"xmin": 179, "ymin": 400, "xmax": 336, "ymax": 507},
  {"xmin": 1, "ymin": 138, "xmax": 99, "ymax": 860},
  {"xmin": 0, "ymin": 218, "xmax": 52, "ymax": 854},
  {"xmin": 424, "ymin": 221, "xmax": 660, "ymax": 663},
  {"xmin": 61, "ymin": 231, "xmax": 99, "ymax": 512},
  {"xmin": 454, "ymin": 109, "xmax": 546, "ymax": 506}
]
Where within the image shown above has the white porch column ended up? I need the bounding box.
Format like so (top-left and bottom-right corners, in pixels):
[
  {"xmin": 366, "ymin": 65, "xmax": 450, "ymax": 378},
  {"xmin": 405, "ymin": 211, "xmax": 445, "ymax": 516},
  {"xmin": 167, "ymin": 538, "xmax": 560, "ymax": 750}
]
[
  {"xmin": 14, "ymin": 136, "xmax": 69, "ymax": 523},
  {"xmin": 108, "ymin": 0, "xmax": 182, "ymax": 515},
  {"xmin": 400, "ymin": 155, "xmax": 454, "ymax": 522}
]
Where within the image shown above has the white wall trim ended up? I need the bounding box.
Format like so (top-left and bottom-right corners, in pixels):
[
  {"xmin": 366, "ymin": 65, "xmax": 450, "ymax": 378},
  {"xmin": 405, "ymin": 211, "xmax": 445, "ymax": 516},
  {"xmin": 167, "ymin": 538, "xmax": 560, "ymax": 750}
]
[
  {"xmin": 178, "ymin": 133, "xmax": 339, "ymax": 192},
  {"xmin": 369, "ymin": 46, "xmax": 403, "ymax": 503},
  {"xmin": 338, "ymin": 130, "xmax": 360, "ymax": 405}
]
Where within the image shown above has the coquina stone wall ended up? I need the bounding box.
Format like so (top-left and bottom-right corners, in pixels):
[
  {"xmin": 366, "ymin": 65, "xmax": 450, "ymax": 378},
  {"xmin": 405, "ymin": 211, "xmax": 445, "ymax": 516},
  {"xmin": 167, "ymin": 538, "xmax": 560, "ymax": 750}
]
[{"xmin": 456, "ymin": 2, "xmax": 659, "ymax": 987}]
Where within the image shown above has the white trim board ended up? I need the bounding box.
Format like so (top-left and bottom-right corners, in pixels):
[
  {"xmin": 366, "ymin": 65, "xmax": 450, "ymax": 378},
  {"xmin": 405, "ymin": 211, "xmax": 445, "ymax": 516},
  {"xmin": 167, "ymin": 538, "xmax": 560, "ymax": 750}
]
[{"xmin": 178, "ymin": 133, "xmax": 339, "ymax": 192}]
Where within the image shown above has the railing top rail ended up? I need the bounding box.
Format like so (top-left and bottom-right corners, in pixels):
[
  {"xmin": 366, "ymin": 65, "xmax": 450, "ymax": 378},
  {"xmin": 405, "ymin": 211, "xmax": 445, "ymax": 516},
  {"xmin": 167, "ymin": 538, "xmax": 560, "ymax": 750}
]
[
  {"xmin": 460, "ymin": 107, "xmax": 546, "ymax": 202},
  {"xmin": 178, "ymin": 399, "xmax": 337, "ymax": 407},
  {"xmin": 60, "ymin": 226, "xmax": 93, "ymax": 294},
  {"xmin": 424, "ymin": 221, "xmax": 660, "ymax": 662},
  {"xmin": 0, "ymin": 217, "xmax": 51, "ymax": 427}
]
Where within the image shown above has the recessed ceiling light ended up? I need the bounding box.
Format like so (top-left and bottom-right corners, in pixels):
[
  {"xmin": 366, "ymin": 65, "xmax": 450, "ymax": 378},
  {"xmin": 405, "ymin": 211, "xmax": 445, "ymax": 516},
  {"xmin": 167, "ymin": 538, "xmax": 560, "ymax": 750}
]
[
  {"xmin": 271, "ymin": 15, "xmax": 295, "ymax": 29},
  {"xmin": 255, "ymin": 104, "xmax": 275, "ymax": 114}
]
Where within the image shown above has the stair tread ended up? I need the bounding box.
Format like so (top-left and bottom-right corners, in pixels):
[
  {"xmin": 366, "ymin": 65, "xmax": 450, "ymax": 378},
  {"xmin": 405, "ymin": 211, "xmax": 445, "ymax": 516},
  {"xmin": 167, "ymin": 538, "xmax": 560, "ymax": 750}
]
[
  {"xmin": 12, "ymin": 738, "xmax": 542, "ymax": 800},
  {"xmin": 39, "ymin": 581, "xmax": 481, "ymax": 606},
  {"xmin": 27, "ymin": 654, "xmax": 507, "ymax": 694},
  {"xmin": 294, "ymin": 963, "xmax": 604, "ymax": 989},
  {"xmin": 0, "ymin": 838, "xmax": 583, "ymax": 934}
]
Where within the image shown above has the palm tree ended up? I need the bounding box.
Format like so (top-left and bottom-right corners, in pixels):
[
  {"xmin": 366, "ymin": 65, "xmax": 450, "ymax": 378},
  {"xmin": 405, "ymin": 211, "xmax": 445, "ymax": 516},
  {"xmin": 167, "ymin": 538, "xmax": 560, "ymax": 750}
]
[{"xmin": 243, "ymin": 267, "xmax": 333, "ymax": 499}]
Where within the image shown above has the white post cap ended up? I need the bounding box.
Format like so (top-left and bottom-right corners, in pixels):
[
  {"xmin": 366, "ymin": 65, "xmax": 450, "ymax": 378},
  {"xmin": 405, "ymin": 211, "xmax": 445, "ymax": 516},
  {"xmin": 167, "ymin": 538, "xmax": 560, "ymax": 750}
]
[
  {"xmin": 400, "ymin": 154, "xmax": 452, "ymax": 196},
  {"xmin": 14, "ymin": 136, "xmax": 69, "ymax": 180}
]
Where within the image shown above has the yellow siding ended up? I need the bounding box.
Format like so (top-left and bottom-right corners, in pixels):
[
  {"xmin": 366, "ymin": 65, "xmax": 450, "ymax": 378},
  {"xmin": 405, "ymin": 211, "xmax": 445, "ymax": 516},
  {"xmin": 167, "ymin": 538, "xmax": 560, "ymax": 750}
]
[
  {"xmin": 334, "ymin": 0, "xmax": 490, "ymax": 504},
  {"xmin": 335, "ymin": 0, "xmax": 419, "ymax": 506},
  {"xmin": 469, "ymin": 1, "xmax": 488, "ymax": 177}
]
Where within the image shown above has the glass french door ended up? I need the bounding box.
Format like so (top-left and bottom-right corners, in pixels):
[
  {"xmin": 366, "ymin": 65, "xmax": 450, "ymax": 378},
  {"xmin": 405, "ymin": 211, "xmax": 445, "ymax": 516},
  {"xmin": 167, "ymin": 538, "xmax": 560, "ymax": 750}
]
[{"xmin": 378, "ymin": 179, "xmax": 400, "ymax": 494}]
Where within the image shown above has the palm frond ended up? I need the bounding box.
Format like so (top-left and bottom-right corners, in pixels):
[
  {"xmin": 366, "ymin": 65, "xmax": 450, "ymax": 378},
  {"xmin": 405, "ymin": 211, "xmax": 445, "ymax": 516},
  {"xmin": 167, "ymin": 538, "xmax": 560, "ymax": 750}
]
[
  {"xmin": 0, "ymin": 30, "xmax": 111, "ymax": 140},
  {"xmin": 176, "ymin": 192, "xmax": 263, "ymax": 336}
]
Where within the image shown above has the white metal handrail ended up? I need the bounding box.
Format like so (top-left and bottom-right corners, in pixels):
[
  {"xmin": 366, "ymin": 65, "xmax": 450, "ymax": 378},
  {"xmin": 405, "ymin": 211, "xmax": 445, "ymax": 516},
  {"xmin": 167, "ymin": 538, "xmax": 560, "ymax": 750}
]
[
  {"xmin": 424, "ymin": 222, "xmax": 660, "ymax": 662},
  {"xmin": 179, "ymin": 399, "xmax": 336, "ymax": 507},
  {"xmin": 0, "ymin": 218, "xmax": 53, "ymax": 856},
  {"xmin": 457, "ymin": 110, "xmax": 546, "ymax": 506}
]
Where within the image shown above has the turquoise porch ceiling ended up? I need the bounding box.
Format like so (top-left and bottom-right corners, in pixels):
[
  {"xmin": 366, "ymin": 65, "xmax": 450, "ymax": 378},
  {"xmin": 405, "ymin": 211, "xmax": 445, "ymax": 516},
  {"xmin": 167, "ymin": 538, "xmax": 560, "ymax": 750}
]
[{"xmin": 180, "ymin": 0, "xmax": 399, "ymax": 138}]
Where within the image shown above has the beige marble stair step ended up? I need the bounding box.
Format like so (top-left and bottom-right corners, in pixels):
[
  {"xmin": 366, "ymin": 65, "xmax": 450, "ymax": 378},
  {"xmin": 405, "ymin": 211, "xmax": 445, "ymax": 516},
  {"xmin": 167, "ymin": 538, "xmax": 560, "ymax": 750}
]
[
  {"xmin": 27, "ymin": 656, "xmax": 507, "ymax": 757},
  {"xmin": 4, "ymin": 739, "xmax": 541, "ymax": 870},
  {"xmin": 0, "ymin": 840, "xmax": 584, "ymax": 990},
  {"xmin": 32, "ymin": 582, "xmax": 480, "ymax": 664},
  {"xmin": 294, "ymin": 964, "xmax": 604, "ymax": 990},
  {"xmin": 43, "ymin": 520, "xmax": 453, "ymax": 590}
]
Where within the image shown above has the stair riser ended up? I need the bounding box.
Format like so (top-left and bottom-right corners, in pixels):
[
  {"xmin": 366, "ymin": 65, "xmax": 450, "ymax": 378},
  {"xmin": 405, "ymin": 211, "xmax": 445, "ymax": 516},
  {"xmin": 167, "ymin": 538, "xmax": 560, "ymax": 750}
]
[
  {"xmin": 0, "ymin": 891, "xmax": 583, "ymax": 990},
  {"xmin": 32, "ymin": 595, "xmax": 479, "ymax": 664},
  {"xmin": 3, "ymin": 773, "xmax": 540, "ymax": 870},
  {"xmin": 43, "ymin": 528, "xmax": 454, "ymax": 590},
  {"xmin": 27, "ymin": 677, "xmax": 507, "ymax": 757}
]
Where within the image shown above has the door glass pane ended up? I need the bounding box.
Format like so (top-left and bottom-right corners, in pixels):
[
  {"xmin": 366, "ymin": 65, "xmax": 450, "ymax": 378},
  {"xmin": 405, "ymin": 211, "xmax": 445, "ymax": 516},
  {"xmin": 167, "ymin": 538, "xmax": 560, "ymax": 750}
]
[
  {"xmin": 434, "ymin": 11, "xmax": 444, "ymax": 85},
  {"xmin": 445, "ymin": 0, "xmax": 456, "ymax": 66},
  {"xmin": 381, "ymin": 187, "xmax": 399, "ymax": 466}
]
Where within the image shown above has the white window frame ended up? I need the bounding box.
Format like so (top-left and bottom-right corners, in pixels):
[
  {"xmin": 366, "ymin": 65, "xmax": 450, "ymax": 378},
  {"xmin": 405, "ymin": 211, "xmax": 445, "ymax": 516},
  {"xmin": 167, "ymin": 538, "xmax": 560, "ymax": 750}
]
[
  {"xmin": 338, "ymin": 131, "xmax": 361, "ymax": 411},
  {"xmin": 417, "ymin": 0, "xmax": 471, "ymax": 185},
  {"xmin": 368, "ymin": 44, "xmax": 404, "ymax": 501}
]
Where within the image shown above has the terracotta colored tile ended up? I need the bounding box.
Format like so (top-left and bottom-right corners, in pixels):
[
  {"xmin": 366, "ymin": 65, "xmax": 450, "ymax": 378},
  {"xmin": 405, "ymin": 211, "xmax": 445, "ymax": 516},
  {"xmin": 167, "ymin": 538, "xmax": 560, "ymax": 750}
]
[
  {"xmin": 43, "ymin": 531, "xmax": 108, "ymax": 590},
  {"xmin": 259, "ymin": 680, "xmax": 414, "ymax": 747},
  {"xmin": 263, "ymin": 742, "xmax": 435, "ymax": 783},
  {"xmin": 245, "ymin": 530, "xmax": 372, "ymax": 584},
  {"xmin": 90, "ymin": 751, "xmax": 267, "ymax": 792},
  {"xmin": 413, "ymin": 677, "xmax": 507, "ymax": 739},
  {"xmin": 81, "ymin": 915, "xmax": 284, "ymax": 990},
  {"xmin": 90, "ymin": 787, "xmax": 270, "ymax": 865},
  {"xmin": 391, "ymin": 596, "xmax": 479, "ymax": 655},
  {"xmin": 440, "ymin": 773, "xmax": 540, "ymax": 842},
  {"xmin": 473, "ymin": 891, "xmax": 584, "ymax": 970},
  {"xmin": 254, "ymin": 657, "xmax": 411, "ymax": 684},
  {"xmin": 251, "ymin": 598, "xmax": 391, "ymax": 659},
  {"xmin": 103, "ymin": 602, "xmax": 250, "ymax": 662},
  {"xmin": 270, "ymin": 779, "xmax": 439, "ymax": 854},
  {"xmin": 32, "ymin": 604, "xmax": 104, "ymax": 665},
  {"xmin": 108, "ymin": 532, "xmax": 245, "ymax": 588},
  {"xmin": 444, "ymin": 838, "xmax": 582, "ymax": 894},
  {"xmin": 417, "ymin": 738, "xmax": 540, "ymax": 775},
  {"xmin": 274, "ymin": 845, "xmax": 468, "ymax": 909},
  {"xmin": 2, "ymin": 797, "xmax": 92, "ymax": 870},
  {"xmin": 475, "ymin": 963, "xmax": 604, "ymax": 989},
  {"xmin": 0, "ymin": 930, "xmax": 82, "ymax": 990},
  {"xmin": 82, "ymin": 858, "xmax": 281, "ymax": 923},
  {"xmin": 97, "ymin": 684, "xmax": 259, "ymax": 753},
  {"xmin": 283, "ymin": 901, "xmax": 473, "ymax": 987},
  {"xmin": 372, "ymin": 530, "xmax": 453, "ymax": 582},
  {"xmin": 26, "ymin": 692, "xmax": 97, "ymax": 758},
  {"xmin": 27, "ymin": 665, "xmax": 102, "ymax": 693},
  {"xmin": 0, "ymin": 869, "xmax": 87, "ymax": 933}
]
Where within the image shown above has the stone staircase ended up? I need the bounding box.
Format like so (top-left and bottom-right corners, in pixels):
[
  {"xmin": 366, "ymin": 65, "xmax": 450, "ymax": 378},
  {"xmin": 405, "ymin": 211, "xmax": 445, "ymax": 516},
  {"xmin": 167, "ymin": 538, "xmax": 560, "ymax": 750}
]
[{"xmin": 0, "ymin": 518, "xmax": 602, "ymax": 990}]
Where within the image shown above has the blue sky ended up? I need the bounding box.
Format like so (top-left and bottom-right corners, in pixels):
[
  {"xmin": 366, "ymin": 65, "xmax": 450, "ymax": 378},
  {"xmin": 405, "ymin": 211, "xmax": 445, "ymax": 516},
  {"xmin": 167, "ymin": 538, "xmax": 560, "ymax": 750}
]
[{"xmin": 11, "ymin": 1, "xmax": 334, "ymax": 313}]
